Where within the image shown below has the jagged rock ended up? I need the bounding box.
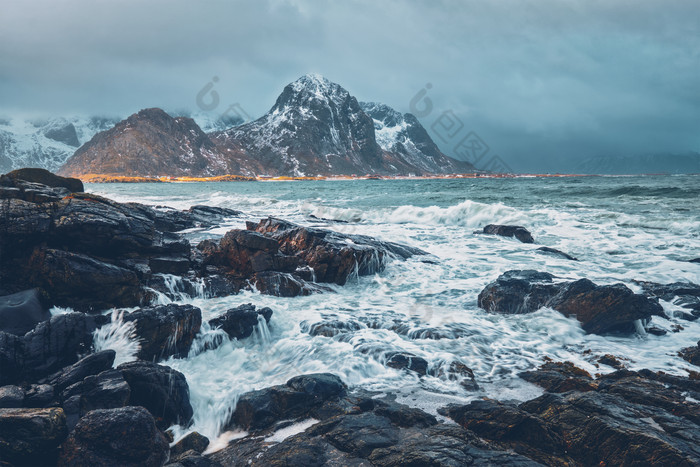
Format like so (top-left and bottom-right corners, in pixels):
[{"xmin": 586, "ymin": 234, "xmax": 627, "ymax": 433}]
[
  {"xmin": 384, "ymin": 352, "xmax": 429, "ymax": 376},
  {"xmin": 167, "ymin": 450, "xmax": 222, "ymax": 467},
  {"xmin": 27, "ymin": 247, "xmax": 145, "ymax": 311},
  {"xmin": 536, "ymin": 246, "xmax": 578, "ymax": 260},
  {"xmin": 118, "ymin": 361, "xmax": 194, "ymax": 429},
  {"xmin": 228, "ymin": 373, "xmax": 346, "ymax": 431},
  {"xmin": 0, "ymin": 312, "xmax": 98, "ymax": 385},
  {"xmin": 57, "ymin": 406, "xmax": 168, "ymax": 467},
  {"xmin": 480, "ymin": 224, "xmax": 535, "ymax": 243},
  {"xmin": 519, "ymin": 361, "xmax": 598, "ymax": 392},
  {"xmin": 24, "ymin": 384, "xmax": 54, "ymax": 408},
  {"xmin": 149, "ymin": 256, "xmax": 191, "ymax": 274},
  {"xmin": 301, "ymin": 319, "xmax": 365, "ymax": 337},
  {"xmin": 679, "ymin": 341, "xmax": 700, "ymax": 366},
  {"xmin": 122, "ymin": 304, "xmax": 202, "ymax": 361},
  {"xmin": 0, "ymin": 385, "xmax": 24, "ymax": 408},
  {"xmin": 208, "ymin": 304, "xmax": 272, "ymax": 340},
  {"xmin": 48, "ymin": 350, "xmax": 116, "ymax": 393},
  {"xmin": 478, "ymin": 270, "xmax": 664, "ymax": 334},
  {"xmin": 0, "ymin": 407, "xmax": 67, "ymax": 466},
  {"xmin": 0, "ymin": 289, "xmax": 50, "ymax": 336},
  {"xmin": 60, "ymin": 369, "xmax": 131, "ymax": 430},
  {"xmin": 3, "ymin": 167, "xmax": 83, "ymax": 193},
  {"xmin": 598, "ymin": 354, "xmax": 626, "ymax": 370},
  {"xmin": 170, "ymin": 431, "xmax": 210, "ymax": 459}
]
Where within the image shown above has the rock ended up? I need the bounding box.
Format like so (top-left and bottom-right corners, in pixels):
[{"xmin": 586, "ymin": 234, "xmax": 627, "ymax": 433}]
[
  {"xmin": 384, "ymin": 352, "xmax": 429, "ymax": 376},
  {"xmin": 170, "ymin": 431, "xmax": 210, "ymax": 458},
  {"xmin": 208, "ymin": 304, "xmax": 272, "ymax": 340},
  {"xmin": 0, "ymin": 407, "xmax": 67, "ymax": 466},
  {"xmin": 149, "ymin": 256, "xmax": 191, "ymax": 275},
  {"xmin": 118, "ymin": 361, "xmax": 194, "ymax": 429},
  {"xmin": 167, "ymin": 450, "xmax": 222, "ymax": 467},
  {"xmin": 229, "ymin": 373, "xmax": 346, "ymax": 431},
  {"xmin": 690, "ymin": 258, "xmax": 700, "ymax": 263},
  {"xmin": 598, "ymin": 354, "xmax": 626, "ymax": 370},
  {"xmin": 60, "ymin": 369, "xmax": 131, "ymax": 429},
  {"xmin": 679, "ymin": 341, "xmax": 700, "ymax": 366},
  {"xmin": 1, "ymin": 312, "xmax": 98, "ymax": 385},
  {"xmin": 0, "ymin": 385, "xmax": 25, "ymax": 408},
  {"xmin": 251, "ymin": 271, "xmax": 316, "ymax": 297},
  {"xmin": 519, "ymin": 361, "xmax": 598, "ymax": 392},
  {"xmin": 57, "ymin": 406, "xmax": 168, "ymax": 467},
  {"xmin": 301, "ymin": 319, "xmax": 365, "ymax": 337},
  {"xmin": 536, "ymin": 246, "xmax": 578, "ymax": 261},
  {"xmin": 48, "ymin": 349, "xmax": 116, "ymax": 393},
  {"xmin": 3, "ymin": 167, "xmax": 83, "ymax": 193},
  {"xmin": 0, "ymin": 289, "xmax": 50, "ymax": 336},
  {"xmin": 122, "ymin": 304, "xmax": 202, "ymax": 361},
  {"xmin": 477, "ymin": 270, "xmax": 559, "ymax": 314},
  {"xmin": 27, "ymin": 247, "xmax": 145, "ymax": 311},
  {"xmin": 44, "ymin": 122, "xmax": 80, "ymax": 147},
  {"xmin": 24, "ymin": 384, "xmax": 54, "ymax": 408},
  {"xmin": 481, "ymin": 224, "xmax": 535, "ymax": 243},
  {"xmin": 479, "ymin": 270, "xmax": 665, "ymax": 335}
]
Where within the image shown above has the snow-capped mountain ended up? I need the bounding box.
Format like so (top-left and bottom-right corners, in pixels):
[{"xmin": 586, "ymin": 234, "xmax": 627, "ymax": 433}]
[
  {"xmin": 58, "ymin": 74, "xmax": 476, "ymax": 177},
  {"xmin": 0, "ymin": 116, "xmax": 119, "ymax": 173},
  {"xmin": 360, "ymin": 102, "xmax": 474, "ymax": 174},
  {"xmin": 59, "ymin": 108, "xmax": 234, "ymax": 177}
]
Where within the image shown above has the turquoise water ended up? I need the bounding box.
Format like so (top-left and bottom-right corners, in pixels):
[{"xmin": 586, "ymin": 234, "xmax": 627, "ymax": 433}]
[{"xmin": 89, "ymin": 175, "xmax": 700, "ymax": 446}]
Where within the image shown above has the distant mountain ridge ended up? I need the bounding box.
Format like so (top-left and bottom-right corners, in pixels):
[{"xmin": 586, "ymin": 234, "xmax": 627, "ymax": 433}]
[{"xmin": 58, "ymin": 74, "xmax": 476, "ymax": 177}]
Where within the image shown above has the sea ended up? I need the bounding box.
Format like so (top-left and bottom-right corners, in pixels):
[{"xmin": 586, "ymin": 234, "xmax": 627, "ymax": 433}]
[{"xmin": 86, "ymin": 175, "xmax": 700, "ymax": 448}]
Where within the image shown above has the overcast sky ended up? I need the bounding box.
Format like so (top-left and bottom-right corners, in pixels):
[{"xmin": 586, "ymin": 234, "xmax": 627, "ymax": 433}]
[{"xmin": 1, "ymin": 0, "xmax": 698, "ymax": 171}]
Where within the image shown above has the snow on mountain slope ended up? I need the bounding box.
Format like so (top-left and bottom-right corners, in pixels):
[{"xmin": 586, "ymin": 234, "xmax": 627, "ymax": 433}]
[{"xmin": 0, "ymin": 116, "xmax": 120, "ymax": 173}]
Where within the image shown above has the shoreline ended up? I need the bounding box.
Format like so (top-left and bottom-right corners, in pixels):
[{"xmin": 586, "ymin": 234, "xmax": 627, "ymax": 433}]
[{"xmin": 74, "ymin": 172, "xmax": 693, "ymax": 183}]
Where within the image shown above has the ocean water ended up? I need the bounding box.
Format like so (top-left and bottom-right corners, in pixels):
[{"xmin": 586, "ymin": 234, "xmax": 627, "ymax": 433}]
[{"xmin": 89, "ymin": 175, "xmax": 700, "ymax": 445}]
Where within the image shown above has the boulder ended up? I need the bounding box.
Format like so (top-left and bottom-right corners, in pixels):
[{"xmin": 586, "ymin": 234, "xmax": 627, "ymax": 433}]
[
  {"xmin": 0, "ymin": 385, "xmax": 25, "ymax": 408},
  {"xmin": 208, "ymin": 304, "xmax": 272, "ymax": 340},
  {"xmin": 679, "ymin": 341, "xmax": 700, "ymax": 366},
  {"xmin": 536, "ymin": 246, "xmax": 578, "ymax": 261},
  {"xmin": 57, "ymin": 406, "xmax": 168, "ymax": 467},
  {"xmin": 0, "ymin": 407, "xmax": 67, "ymax": 466},
  {"xmin": 3, "ymin": 168, "xmax": 83, "ymax": 193},
  {"xmin": 229, "ymin": 373, "xmax": 346, "ymax": 431},
  {"xmin": 170, "ymin": 431, "xmax": 210, "ymax": 459},
  {"xmin": 481, "ymin": 224, "xmax": 535, "ymax": 243},
  {"xmin": 48, "ymin": 349, "xmax": 116, "ymax": 393},
  {"xmin": 302, "ymin": 319, "xmax": 365, "ymax": 337},
  {"xmin": 123, "ymin": 304, "xmax": 202, "ymax": 361},
  {"xmin": 60, "ymin": 369, "xmax": 131, "ymax": 429},
  {"xmin": 478, "ymin": 270, "xmax": 664, "ymax": 334},
  {"xmin": 519, "ymin": 360, "xmax": 598, "ymax": 392},
  {"xmin": 118, "ymin": 361, "xmax": 194, "ymax": 429},
  {"xmin": 384, "ymin": 352, "xmax": 429, "ymax": 376},
  {"xmin": 0, "ymin": 289, "xmax": 50, "ymax": 336}
]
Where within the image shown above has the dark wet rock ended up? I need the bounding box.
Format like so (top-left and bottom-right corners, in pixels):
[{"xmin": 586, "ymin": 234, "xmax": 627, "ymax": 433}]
[
  {"xmin": 536, "ymin": 246, "xmax": 578, "ymax": 261},
  {"xmin": 597, "ymin": 354, "xmax": 626, "ymax": 370},
  {"xmin": 646, "ymin": 325, "xmax": 668, "ymax": 336},
  {"xmin": 58, "ymin": 406, "xmax": 168, "ymax": 467},
  {"xmin": 477, "ymin": 270, "xmax": 559, "ymax": 315},
  {"xmin": 27, "ymin": 247, "xmax": 145, "ymax": 311},
  {"xmin": 679, "ymin": 341, "xmax": 700, "ymax": 366},
  {"xmin": 252, "ymin": 271, "xmax": 318, "ymax": 297},
  {"xmin": 167, "ymin": 450, "xmax": 222, "ymax": 467},
  {"xmin": 228, "ymin": 373, "xmax": 346, "ymax": 431},
  {"xmin": 690, "ymin": 258, "xmax": 700, "ymax": 263},
  {"xmin": 170, "ymin": 431, "xmax": 210, "ymax": 458},
  {"xmin": 0, "ymin": 407, "xmax": 67, "ymax": 466},
  {"xmin": 0, "ymin": 289, "xmax": 50, "ymax": 336},
  {"xmin": 372, "ymin": 398, "xmax": 437, "ymax": 428},
  {"xmin": 384, "ymin": 352, "xmax": 429, "ymax": 376},
  {"xmin": 250, "ymin": 217, "xmax": 426, "ymax": 285},
  {"xmin": 0, "ymin": 385, "xmax": 24, "ymax": 408},
  {"xmin": 48, "ymin": 349, "xmax": 116, "ymax": 393},
  {"xmin": 519, "ymin": 360, "xmax": 598, "ymax": 392},
  {"xmin": 208, "ymin": 303, "xmax": 272, "ymax": 340},
  {"xmin": 149, "ymin": 256, "xmax": 191, "ymax": 274},
  {"xmin": 24, "ymin": 384, "xmax": 54, "ymax": 408},
  {"xmin": 440, "ymin": 399, "xmax": 570, "ymax": 466},
  {"xmin": 122, "ymin": 304, "xmax": 202, "ymax": 361},
  {"xmin": 480, "ymin": 224, "xmax": 535, "ymax": 243},
  {"xmin": 0, "ymin": 312, "xmax": 98, "ymax": 385},
  {"xmin": 60, "ymin": 369, "xmax": 131, "ymax": 430},
  {"xmin": 118, "ymin": 360, "xmax": 194, "ymax": 429},
  {"xmin": 635, "ymin": 280, "xmax": 700, "ymax": 320},
  {"xmin": 430, "ymin": 360, "xmax": 479, "ymax": 390},
  {"xmin": 3, "ymin": 168, "xmax": 83, "ymax": 193},
  {"xmin": 479, "ymin": 270, "xmax": 664, "ymax": 334},
  {"xmin": 301, "ymin": 319, "xmax": 365, "ymax": 337}
]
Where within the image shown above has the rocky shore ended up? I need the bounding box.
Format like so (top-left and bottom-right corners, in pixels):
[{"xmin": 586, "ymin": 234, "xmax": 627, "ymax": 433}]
[{"xmin": 1, "ymin": 169, "xmax": 699, "ymax": 466}]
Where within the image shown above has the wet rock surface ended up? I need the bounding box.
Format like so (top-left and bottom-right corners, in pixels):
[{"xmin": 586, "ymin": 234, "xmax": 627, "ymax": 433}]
[
  {"xmin": 0, "ymin": 288, "xmax": 51, "ymax": 336},
  {"xmin": 480, "ymin": 224, "xmax": 535, "ymax": 243},
  {"xmin": 536, "ymin": 246, "xmax": 578, "ymax": 261},
  {"xmin": 208, "ymin": 303, "xmax": 272, "ymax": 340},
  {"xmin": 57, "ymin": 406, "xmax": 169, "ymax": 467},
  {"xmin": 479, "ymin": 270, "xmax": 664, "ymax": 334},
  {"xmin": 0, "ymin": 407, "xmax": 67, "ymax": 466}
]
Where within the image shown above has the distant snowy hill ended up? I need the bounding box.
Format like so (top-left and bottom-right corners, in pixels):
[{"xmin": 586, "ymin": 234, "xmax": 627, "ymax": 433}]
[{"xmin": 0, "ymin": 116, "xmax": 120, "ymax": 172}]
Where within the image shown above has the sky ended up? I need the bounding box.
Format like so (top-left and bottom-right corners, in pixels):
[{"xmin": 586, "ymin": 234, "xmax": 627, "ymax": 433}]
[{"xmin": 1, "ymin": 0, "xmax": 698, "ymax": 172}]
